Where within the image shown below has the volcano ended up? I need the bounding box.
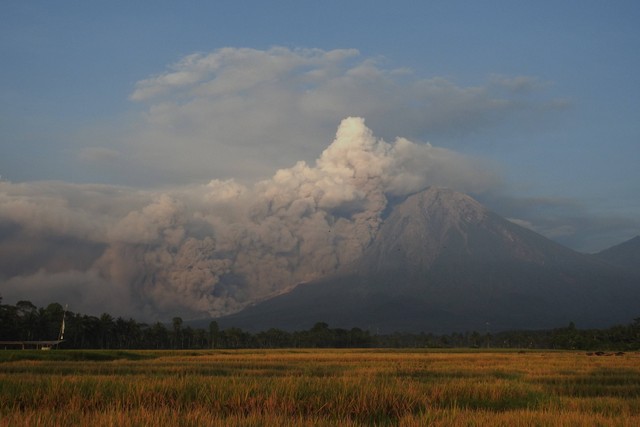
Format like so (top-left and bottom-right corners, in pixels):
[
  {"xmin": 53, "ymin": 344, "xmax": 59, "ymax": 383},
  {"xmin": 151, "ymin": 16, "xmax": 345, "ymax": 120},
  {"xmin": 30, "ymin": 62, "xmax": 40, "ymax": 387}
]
[{"xmin": 216, "ymin": 187, "xmax": 640, "ymax": 333}]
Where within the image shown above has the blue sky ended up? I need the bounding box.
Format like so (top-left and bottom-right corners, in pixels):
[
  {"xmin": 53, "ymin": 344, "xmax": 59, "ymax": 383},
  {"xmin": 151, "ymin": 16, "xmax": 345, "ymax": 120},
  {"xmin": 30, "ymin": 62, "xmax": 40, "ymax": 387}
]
[{"xmin": 2, "ymin": 0, "xmax": 639, "ymax": 253}]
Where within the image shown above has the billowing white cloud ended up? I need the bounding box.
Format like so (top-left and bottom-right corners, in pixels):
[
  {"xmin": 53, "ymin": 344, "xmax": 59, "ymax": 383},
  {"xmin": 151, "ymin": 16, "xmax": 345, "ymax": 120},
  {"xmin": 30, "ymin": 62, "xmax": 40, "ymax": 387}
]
[
  {"xmin": 80, "ymin": 47, "xmax": 562, "ymax": 186},
  {"xmin": 0, "ymin": 117, "xmax": 499, "ymax": 320}
]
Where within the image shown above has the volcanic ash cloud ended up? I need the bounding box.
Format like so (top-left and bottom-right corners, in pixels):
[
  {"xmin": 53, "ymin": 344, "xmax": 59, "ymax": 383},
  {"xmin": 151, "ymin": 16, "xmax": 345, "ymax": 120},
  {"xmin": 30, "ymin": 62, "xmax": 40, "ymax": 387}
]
[{"xmin": 0, "ymin": 117, "xmax": 497, "ymax": 320}]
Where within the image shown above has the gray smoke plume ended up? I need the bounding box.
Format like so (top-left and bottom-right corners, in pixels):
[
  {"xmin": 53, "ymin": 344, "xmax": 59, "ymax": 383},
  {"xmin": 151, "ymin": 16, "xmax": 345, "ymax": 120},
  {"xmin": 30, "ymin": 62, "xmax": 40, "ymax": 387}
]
[{"xmin": 0, "ymin": 117, "xmax": 498, "ymax": 320}]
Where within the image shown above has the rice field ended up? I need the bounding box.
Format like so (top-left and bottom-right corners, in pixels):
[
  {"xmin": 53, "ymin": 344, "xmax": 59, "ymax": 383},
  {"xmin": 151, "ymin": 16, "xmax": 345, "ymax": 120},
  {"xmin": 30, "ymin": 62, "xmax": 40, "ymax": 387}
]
[{"xmin": 1, "ymin": 349, "xmax": 640, "ymax": 426}]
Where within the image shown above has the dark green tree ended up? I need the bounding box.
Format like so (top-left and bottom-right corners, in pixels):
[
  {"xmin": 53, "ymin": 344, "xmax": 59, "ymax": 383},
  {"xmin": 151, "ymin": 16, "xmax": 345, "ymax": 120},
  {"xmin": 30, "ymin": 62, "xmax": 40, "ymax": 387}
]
[
  {"xmin": 15, "ymin": 300, "xmax": 38, "ymax": 340},
  {"xmin": 172, "ymin": 317, "xmax": 183, "ymax": 349},
  {"xmin": 209, "ymin": 320, "xmax": 220, "ymax": 349}
]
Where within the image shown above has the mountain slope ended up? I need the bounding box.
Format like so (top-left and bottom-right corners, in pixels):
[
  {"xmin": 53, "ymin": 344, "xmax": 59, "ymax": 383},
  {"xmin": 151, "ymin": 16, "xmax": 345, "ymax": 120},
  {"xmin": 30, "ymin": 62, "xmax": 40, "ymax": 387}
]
[
  {"xmin": 594, "ymin": 236, "xmax": 640, "ymax": 274},
  {"xmin": 217, "ymin": 188, "xmax": 640, "ymax": 333}
]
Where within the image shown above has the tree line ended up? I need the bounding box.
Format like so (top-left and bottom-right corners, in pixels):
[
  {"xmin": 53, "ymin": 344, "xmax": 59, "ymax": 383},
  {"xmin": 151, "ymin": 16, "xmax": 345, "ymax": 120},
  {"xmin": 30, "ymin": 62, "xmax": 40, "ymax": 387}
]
[{"xmin": 1, "ymin": 298, "xmax": 639, "ymax": 350}]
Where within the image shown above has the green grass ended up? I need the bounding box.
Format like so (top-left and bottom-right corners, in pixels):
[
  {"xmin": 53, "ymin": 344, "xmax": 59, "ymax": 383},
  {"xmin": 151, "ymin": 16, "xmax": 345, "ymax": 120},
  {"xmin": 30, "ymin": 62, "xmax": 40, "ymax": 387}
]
[{"xmin": 0, "ymin": 349, "xmax": 157, "ymax": 363}]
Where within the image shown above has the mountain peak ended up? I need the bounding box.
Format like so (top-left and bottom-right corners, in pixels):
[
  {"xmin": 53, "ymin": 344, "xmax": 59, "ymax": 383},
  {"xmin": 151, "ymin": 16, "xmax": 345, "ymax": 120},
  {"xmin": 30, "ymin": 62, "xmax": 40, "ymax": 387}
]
[
  {"xmin": 399, "ymin": 187, "xmax": 488, "ymax": 226},
  {"xmin": 357, "ymin": 187, "xmax": 496, "ymax": 271},
  {"xmin": 216, "ymin": 189, "xmax": 640, "ymax": 333}
]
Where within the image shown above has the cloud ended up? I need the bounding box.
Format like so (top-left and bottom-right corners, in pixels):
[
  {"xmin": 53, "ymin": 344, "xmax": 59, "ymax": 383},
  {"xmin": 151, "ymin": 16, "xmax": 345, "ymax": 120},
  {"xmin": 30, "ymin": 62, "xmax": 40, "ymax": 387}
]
[
  {"xmin": 78, "ymin": 147, "xmax": 122, "ymax": 164},
  {"xmin": 81, "ymin": 47, "xmax": 562, "ymax": 186},
  {"xmin": 0, "ymin": 118, "xmax": 499, "ymax": 320},
  {"xmin": 1, "ymin": 270, "xmax": 133, "ymax": 319}
]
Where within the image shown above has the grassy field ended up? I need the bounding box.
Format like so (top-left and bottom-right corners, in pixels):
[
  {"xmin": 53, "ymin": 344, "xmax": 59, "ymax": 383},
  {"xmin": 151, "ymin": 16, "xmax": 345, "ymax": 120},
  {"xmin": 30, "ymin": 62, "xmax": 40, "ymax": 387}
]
[{"xmin": 1, "ymin": 349, "xmax": 640, "ymax": 426}]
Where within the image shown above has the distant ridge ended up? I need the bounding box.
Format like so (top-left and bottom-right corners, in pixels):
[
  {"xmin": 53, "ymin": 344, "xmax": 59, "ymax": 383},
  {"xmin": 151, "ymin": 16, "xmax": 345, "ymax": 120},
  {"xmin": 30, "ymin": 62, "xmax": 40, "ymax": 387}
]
[
  {"xmin": 594, "ymin": 236, "xmax": 640, "ymax": 274},
  {"xmin": 216, "ymin": 188, "xmax": 640, "ymax": 333}
]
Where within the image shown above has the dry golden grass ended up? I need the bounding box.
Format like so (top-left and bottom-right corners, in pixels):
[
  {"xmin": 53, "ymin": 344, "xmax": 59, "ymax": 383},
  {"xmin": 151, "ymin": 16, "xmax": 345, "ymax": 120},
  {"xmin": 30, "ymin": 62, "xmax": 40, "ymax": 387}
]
[{"xmin": 1, "ymin": 349, "xmax": 639, "ymax": 426}]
